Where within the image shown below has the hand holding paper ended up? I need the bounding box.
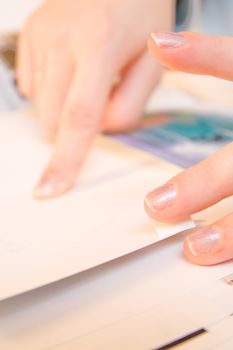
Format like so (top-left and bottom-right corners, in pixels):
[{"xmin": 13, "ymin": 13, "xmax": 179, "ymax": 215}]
[{"xmin": 146, "ymin": 31, "xmax": 233, "ymax": 265}]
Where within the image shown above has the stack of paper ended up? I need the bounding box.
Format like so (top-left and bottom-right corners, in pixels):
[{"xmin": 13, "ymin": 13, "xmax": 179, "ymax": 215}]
[
  {"xmin": 0, "ymin": 110, "xmax": 196, "ymax": 300},
  {"xmin": 0, "ymin": 109, "xmax": 232, "ymax": 350}
]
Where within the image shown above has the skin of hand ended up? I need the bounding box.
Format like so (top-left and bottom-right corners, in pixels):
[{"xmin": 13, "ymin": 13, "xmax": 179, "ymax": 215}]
[
  {"xmin": 16, "ymin": 0, "xmax": 175, "ymax": 199},
  {"xmin": 145, "ymin": 31, "xmax": 233, "ymax": 266}
]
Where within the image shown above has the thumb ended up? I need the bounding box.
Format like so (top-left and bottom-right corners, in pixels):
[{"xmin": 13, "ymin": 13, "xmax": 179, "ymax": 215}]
[{"xmin": 148, "ymin": 31, "xmax": 233, "ymax": 80}]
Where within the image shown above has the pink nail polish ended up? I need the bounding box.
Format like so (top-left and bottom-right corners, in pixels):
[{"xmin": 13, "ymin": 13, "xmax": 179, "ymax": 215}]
[
  {"xmin": 151, "ymin": 32, "xmax": 187, "ymax": 48},
  {"xmin": 187, "ymin": 227, "xmax": 223, "ymax": 256},
  {"xmin": 145, "ymin": 183, "xmax": 177, "ymax": 213}
]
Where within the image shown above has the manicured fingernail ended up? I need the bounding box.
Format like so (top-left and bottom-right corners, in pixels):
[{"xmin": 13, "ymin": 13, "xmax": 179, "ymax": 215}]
[
  {"xmin": 145, "ymin": 183, "xmax": 177, "ymax": 213},
  {"xmin": 187, "ymin": 227, "xmax": 222, "ymax": 256},
  {"xmin": 151, "ymin": 32, "xmax": 187, "ymax": 48},
  {"xmin": 33, "ymin": 178, "xmax": 55, "ymax": 199}
]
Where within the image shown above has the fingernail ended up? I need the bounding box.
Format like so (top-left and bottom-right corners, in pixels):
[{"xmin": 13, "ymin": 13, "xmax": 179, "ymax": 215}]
[
  {"xmin": 151, "ymin": 32, "xmax": 187, "ymax": 48},
  {"xmin": 187, "ymin": 227, "xmax": 223, "ymax": 256},
  {"xmin": 33, "ymin": 178, "xmax": 55, "ymax": 199},
  {"xmin": 145, "ymin": 183, "xmax": 177, "ymax": 213}
]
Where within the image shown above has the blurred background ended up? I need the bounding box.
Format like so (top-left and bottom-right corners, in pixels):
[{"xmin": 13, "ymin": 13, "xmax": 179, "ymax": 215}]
[
  {"xmin": 0, "ymin": 0, "xmax": 233, "ymax": 112},
  {"xmin": 1, "ymin": 0, "xmax": 233, "ymax": 34},
  {"xmin": 0, "ymin": 0, "xmax": 40, "ymax": 33}
]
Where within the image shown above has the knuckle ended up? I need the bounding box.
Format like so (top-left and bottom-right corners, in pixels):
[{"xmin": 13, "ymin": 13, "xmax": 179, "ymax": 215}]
[
  {"xmin": 91, "ymin": 11, "xmax": 112, "ymax": 47},
  {"xmin": 63, "ymin": 104, "xmax": 96, "ymax": 130},
  {"xmin": 23, "ymin": 10, "xmax": 49, "ymax": 41}
]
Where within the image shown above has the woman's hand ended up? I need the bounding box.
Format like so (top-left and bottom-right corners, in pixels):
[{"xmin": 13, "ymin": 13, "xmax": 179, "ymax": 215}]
[
  {"xmin": 146, "ymin": 31, "xmax": 233, "ymax": 265},
  {"xmin": 17, "ymin": 0, "xmax": 174, "ymax": 199}
]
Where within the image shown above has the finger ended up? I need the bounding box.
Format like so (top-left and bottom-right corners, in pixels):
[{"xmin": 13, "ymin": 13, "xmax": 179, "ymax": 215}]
[
  {"xmin": 31, "ymin": 44, "xmax": 46, "ymax": 104},
  {"xmin": 16, "ymin": 30, "xmax": 33, "ymax": 98},
  {"xmin": 183, "ymin": 213, "xmax": 233, "ymax": 265},
  {"xmin": 144, "ymin": 142, "xmax": 233, "ymax": 222},
  {"xmin": 38, "ymin": 50, "xmax": 73, "ymax": 142},
  {"xmin": 33, "ymin": 59, "xmax": 113, "ymax": 199},
  {"xmin": 148, "ymin": 31, "xmax": 233, "ymax": 80},
  {"xmin": 102, "ymin": 51, "xmax": 163, "ymax": 132}
]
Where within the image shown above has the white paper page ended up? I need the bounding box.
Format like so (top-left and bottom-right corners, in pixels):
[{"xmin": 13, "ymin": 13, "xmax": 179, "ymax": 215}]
[
  {"xmin": 0, "ymin": 110, "xmax": 194, "ymax": 300},
  {"xmin": 61, "ymin": 275, "xmax": 233, "ymax": 350},
  {"xmin": 0, "ymin": 226, "xmax": 232, "ymax": 350},
  {"xmin": 1, "ymin": 110, "xmax": 232, "ymax": 350}
]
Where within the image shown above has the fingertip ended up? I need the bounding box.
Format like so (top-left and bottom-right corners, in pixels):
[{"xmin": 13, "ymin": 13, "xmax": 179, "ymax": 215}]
[
  {"xmin": 33, "ymin": 165, "xmax": 75, "ymax": 200},
  {"xmin": 183, "ymin": 239, "xmax": 217, "ymax": 266},
  {"xmin": 144, "ymin": 198, "xmax": 156, "ymax": 220},
  {"xmin": 147, "ymin": 34, "xmax": 167, "ymax": 62},
  {"xmin": 33, "ymin": 178, "xmax": 73, "ymax": 199},
  {"xmin": 147, "ymin": 31, "xmax": 196, "ymax": 72},
  {"xmin": 148, "ymin": 31, "xmax": 233, "ymax": 80},
  {"xmin": 183, "ymin": 226, "xmax": 227, "ymax": 266},
  {"xmin": 33, "ymin": 177, "xmax": 55, "ymax": 200},
  {"xmin": 144, "ymin": 183, "xmax": 185, "ymax": 223},
  {"xmin": 147, "ymin": 35, "xmax": 156, "ymax": 55},
  {"xmin": 183, "ymin": 239, "xmax": 202, "ymax": 265}
]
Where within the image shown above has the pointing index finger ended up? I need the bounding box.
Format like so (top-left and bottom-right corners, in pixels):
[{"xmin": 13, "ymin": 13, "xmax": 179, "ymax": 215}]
[{"xmin": 33, "ymin": 60, "xmax": 112, "ymax": 199}]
